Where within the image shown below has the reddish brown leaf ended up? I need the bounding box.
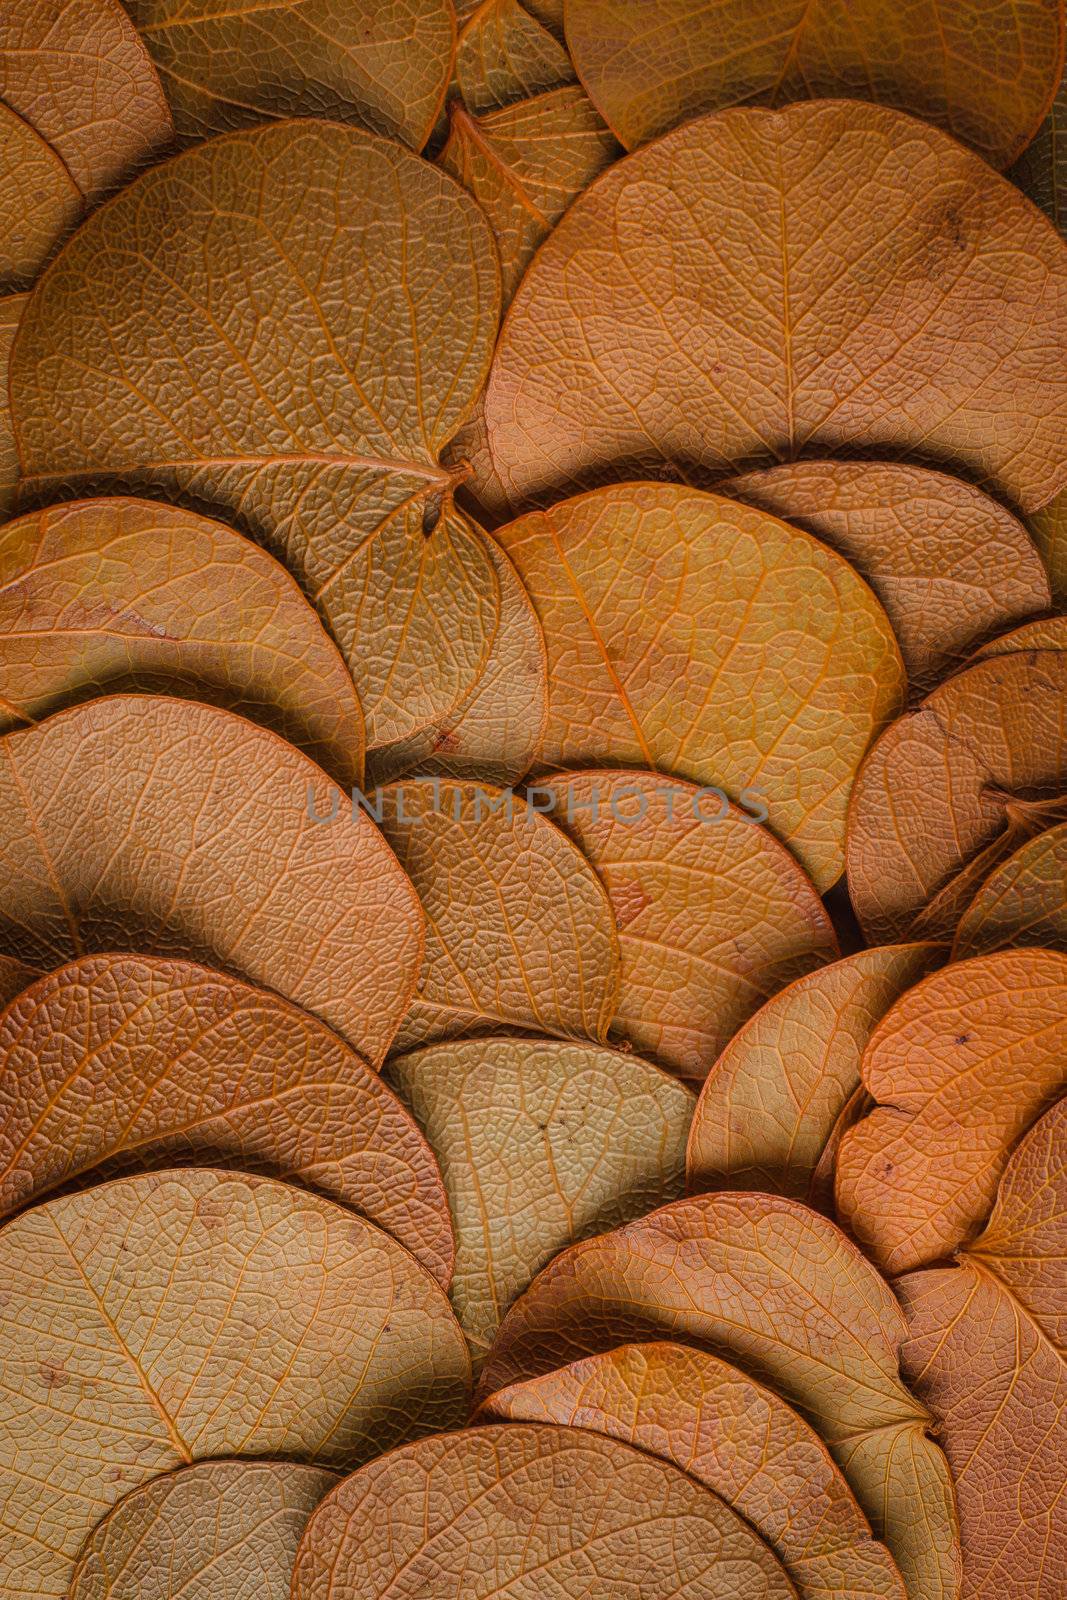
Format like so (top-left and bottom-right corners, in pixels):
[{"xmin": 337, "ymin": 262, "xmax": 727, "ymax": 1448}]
[
  {"xmin": 847, "ymin": 650, "xmax": 1067, "ymax": 941},
  {"xmin": 477, "ymin": 1190, "xmax": 960, "ymax": 1600},
  {"xmin": 687, "ymin": 944, "xmax": 945, "ymax": 1206},
  {"xmin": 0, "ymin": 294, "xmax": 24, "ymax": 519},
  {"xmin": 0, "ymin": 953, "xmax": 453, "ymax": 1286},
  {"xmin": 1029, "ymin": 489, "xmax": 1067, "ymax": 608},
  {"xmin": 480, "ymin": 1342, "xmax": 907, "ymax": 1600},
  {"xmin": 291, "ymin": 1423, "xmax": 798, "ymax": 1599},
  {"xmin": 969, "ymin": 616, "xmax": 1067, "ymax": 660},
  {"xmin": 481, "ymin": 102, "xmax": 1067, "ymax": 518},
  {"xmin": 722, "ymin": 462, "xmax": 1050, "ymax": 698},
  {"xmin": 0, "ymin": 694, "xmax": 423, "ymax": 1066},
  {"xmin": 0, "ymin": 498, "xmax": 365, "ymax": 787},
  {"xmin": 898, "ymin": 1096, "xmax": 1067, "ymax": 1600},
  {"xmin": 541, "ymin": 769, "xmax": 838, "ymax": 1083},
  {"xmin": 836, "ymin": 948, "xmax": 1067, "ymax": 1274}
]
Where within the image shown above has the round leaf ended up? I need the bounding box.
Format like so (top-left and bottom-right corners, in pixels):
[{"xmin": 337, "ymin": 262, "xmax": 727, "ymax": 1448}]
[
  {"xmin": 365, "ymin": 531, "xmax": 547, "ymax": 787},
  {"xmin": 455, "ymin": 0, "xmax": 574, "ymax": 114},
  {"xmin": 291, "ymin": 1423, "xmax": 797, "ymax": 1600},
  {"xmin": 0, "ymin": 103, "xmax": 81, "ymax": 293},
  {"xmin": 8, "ymin": 121, "xmax": 503, "ymax": 747},
  {"xmin": 69, "ymin": 1460, "xmax": 338, "ymax": 1600},
  {"xmin": 541, "ymin": 769, "xmax": 838, "ymax": 1082},
  {"xmin": 954, "ymin": 819, "xmax": 1067, "ymax": 955},
  {"xmin": 970, "ymin": 615, "xmax": 1067, "ymax": 659},
  {"xmin": 482, "ymin": 102, "xmax": 1067, "ymax": 517},
  {"xmin": 0, "ymin": 952, "xmax": 453, "ymax": 1287},
  {"xmin": 847, "ymin": 650, "xmax": 1067, "ymax": 941},
  {"xmin": 0, "ymin": 498, "xmax": 365, "ymax": 787},
  {"xmin": 0, "ymin": 0, "xmax": 172, "ymax": 201},
  {"xmin": 723, "ymin": 461, "xmax": 1051, "ymax": 698},
  {"xmin": 477, "ymin": 1190, "xmax": 960, "ymax": 1600},
  {"xmin": 564, "ymin": 0, "xmax": 1065, "ymax": 164},
  {"xmin": 0, "ymin": 694, "xmax": 423, "ymax": 1066},
  {"xmin": 377, "ymin": 778, "xmax": 620, "ymax": 1049},
  {"xmin": 385, "ymin": 1036, "xmax": 691, "ymax": 1362},
  {"xmin": 1029, "ymin": 488, "xmax": 1067, "ymax": 608},
  {"xmin": 480, "ymin": 1342, "xmax": 907, "ymax": 1600},
  {"xmin": 124, "ymin": 0, "xmax": 454, "ymax": 149},
  {"xmin": 898, "ymin": 1097, "xmax": 1067, "ymax": 1600},
  {"xmin": 0, "ymin": 1168, "xmax": 470, "ymax": 1599},
  {"xmin": 687, "ymin": 943, "xmax": 945, "ymax": 1206},
  {"xmin": 0, "ymin": 294, "xmax": 25, "ymax": 518},
  {"xmin": 493, "ymin": 483, "xmax": 904, "ymax": 891},
  {"xmin": 836, "ymin": 947, "xmax": 1067, "ymax": 1274}
]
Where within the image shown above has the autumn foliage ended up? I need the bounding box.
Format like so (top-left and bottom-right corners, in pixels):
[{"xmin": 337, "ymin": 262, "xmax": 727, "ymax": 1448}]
[{"xmin": 0, "ymin": 2, "xmax": 1064, "ymax": 1597}]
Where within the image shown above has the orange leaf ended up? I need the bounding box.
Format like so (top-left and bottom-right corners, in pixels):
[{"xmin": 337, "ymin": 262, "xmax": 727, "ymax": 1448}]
[
  {"xmin": 836, "ymin": 948, "xmax": 1067, "ymax": 1273},
  {"xmin": 0, "ymin": 294, "xmax": 24, "ymax": 518},
  {"xmin": 954, "ymin": 820, "xmax": 1067, "ymax": 956}
]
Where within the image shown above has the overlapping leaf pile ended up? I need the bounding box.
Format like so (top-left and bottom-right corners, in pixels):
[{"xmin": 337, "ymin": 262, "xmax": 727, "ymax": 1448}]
[{"xmin": 0, "ymin": 2, "xmax": 1064, "ymax": 1597}]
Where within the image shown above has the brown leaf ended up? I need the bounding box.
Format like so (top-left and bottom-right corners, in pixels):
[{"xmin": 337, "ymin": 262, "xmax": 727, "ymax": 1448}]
[
  {"xmin": 378, "ymin": 778, "xmax": 620, "ymax": 1048},
  {"xmin": 385, "ymin": 1036, "xmax": 691, "ymax": 1363},
  {"xmin": 0, "ymin": 103, "xmax": 82, "ymax": 293},
  {"xmin": 835, "ymin": 948, "xmax": 1067, "ymax": 1274},
  {"xmin": 564, "ymin": 0, "xmax": 1064, "ymax": 164},
  {"xmin": 1029, "ymin": 488, "xmax": 1067, "ymax": 608},
  {"xmin": 846, "ymin": 649, "xmax": 1067, "ymax": 941},
  {"xmin": 0, "ymin": 956, "xmax": 34, "ymax": 1009},
  {"xmin": 897, "ymin": 1096, "xmax": 1067, "ymax": 1600},
  {"xmin": 124, "ymin": 0, "xmax": 454, "ymax": 149},
  {"xmin": 0, "ymin": 694, "xmax": 423, "ymax": 1066},
  {"xmin": 0, "ymin": 294, "xmax": 25, "ymax": 519},
  {"xmin": 969, "ymin": 616, "xmax": 1067, "ymax": 660},
  {"xmin": 541, "ymin": 769, "xmax": 838, "ymax": 1083},
  {"xmin": 476, "ymin": 1190, "xmax": 960, "ymax": 1600},
  {"xmin": 291, "ymin": 1423, "xmax": 798, "ymax": 1600},
  {"xmin": 69, "ymin": 1460, "xmax": 338, "ymax": 1600},
  {"xmin": 0, "ymin": 952, "xmax": 453, "ymax": 1287},
  {"xmin": 9, "ymin": 121, "xmax": 503, "ymax": 747},
  {"xmin": 493, "ymin": 483, "xmax": 904, "ymax": 892},
  {"xmin": 0, "ymin": 498, "xmax": 365, "ymax": 787},
  {"xmin": 0, "ymin": 0, "xmax": 172, "ymax": 201},
  {"xmin": 1009, "ymin": 70, "xmax": 1066, "ymax": 232},
  {"xmin": 455, "ymin": 0, "xmax": 574, "ymax": 114},
  {"xmin": 481, "ymin": 102, "xmax": 1067, "ymax": 517},
  {"xmin": 480, "ymin": 1341, "xmax": 907, "ymax": 1600},
  {"xmin": 953, "ymin": 819, "xmax": 1067, "ymax": 955},
  {"xmin": 0, "ymin": 1168, "xmax": 470, "ymax": 1599},
  {"xmin": 687, "ymin": 943, "xmax": 945, "ymax": 1206},
  {"xmin": 722, "ymin": 462, "xmax": 1051, "ymax": 698},
  {"xmin": 365, "ymin": 532, "xmax": 547, "ymax": 787}
]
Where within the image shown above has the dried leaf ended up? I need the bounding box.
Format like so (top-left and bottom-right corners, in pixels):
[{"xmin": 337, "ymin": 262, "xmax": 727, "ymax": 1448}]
[
  {"xmin": 69, "ymin": 1460, "xmax": 338, "ymax": 1600},
  {"xmin": 0, "ymin": 1167, "xmax": 470, "ymax": 1599},
  {"xmin": 124, "ymin": 0, "xmax": 454, "ymax": 149},
  {"xmin": 0, "ymin": 694, "xmax": 423, "ymax": 1066},
  {"xmin": 386, "ymin": 1037, "xmax": 691, "ymax": 1362},
  {"xmin": 291, "ymin": 1423, "xmax": 797, "ymax": 1600},
  {"xmin": 835, "ymin": 948, "xmax": 1067, "ymax": 1274},
  {"xmin": 1008, "ymin": 71, "xmax": 1066, "ymax": 232},
  {"xmin": 481, "ymin": 102, "xmax": 1067, "ymax": 518},
  {"xmin": 9, "ymin": 121, "xmax": 503, "ymax": 747},
  {"xmin": 477, "ymin": 1190, "xmax": 960, "ymax": 1599},
  {"xmin": 723, "ymin": 462, "xmax": 1051, "ymax": 698},
  {"xmin": 365, "ymin": 531, "xmax": 547, "ymax": 787},
  {"xmin": 1029, "ymin": 488, "xmax": 1067, "ymax": 607},
  {"xmin": 0, "ymin": 953, "xmax": 453, "ymax": 1287},
  {"xmin": 494, "ymin": 483, "xmax": 904, "ymax": 892},
  {"xmin": 969, "ymin": 616, "xmax": 1067, "ymax": 659},
  {"xmin": 480, "ymin": 1341, "xmax": 907, "ymax": 1600},
  {"xmin": 455, "ymin": 0, "xmax": 574, "ymax": 114},
  {"xmin": 0, "ymin": 498, "xmax": 365, "ymax": 786},
  {"xmin": 953, "ymin": 819, "xmax": 1067, "ymax": 955},
  {"xmin": 0, "ymin": 103, "xmax": 81, "ymax": 293},
  {"xmin": 687, "ymin": 944, "xmax": 945, "ymax": 1206},
  {"xmin": 440, "ymin": 89, "xmax": 620, "ymax": 301},
  {"xmin": 0, "ymin": 0, "xmax": 172, "ymax": 201},
  {"xmin": 0, "ymin": 294, "xmax": 25, "ymax": 518},
  {"xmin": 0, "ymin": 956, "xmax": 34, "ymax": 1009},
  {"xmin": 541, "ymin": 769, "xmax": 838, "ymax": 1083},
  {"xmin": 564, "ymin": 0, "xmax": 1064, "ymax": 164},
  {"xmin": 847, "ymin": 650, "xmax": 1067, "ymax": 941},
  {"xmin": 378, "ymin": 777, "xmax": 620, "ymax": 1049},
  {"xmin": 897, "ymin": 1096, "xmax": 1067, "ymax": 1600}
]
